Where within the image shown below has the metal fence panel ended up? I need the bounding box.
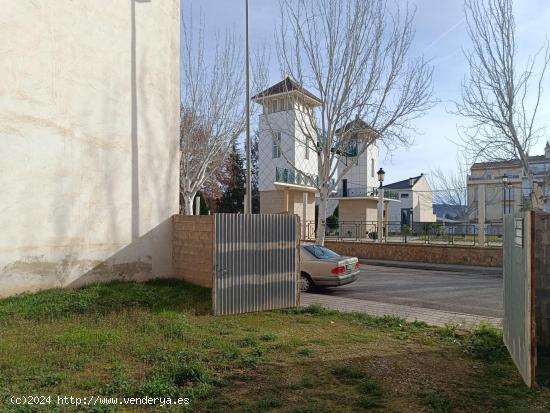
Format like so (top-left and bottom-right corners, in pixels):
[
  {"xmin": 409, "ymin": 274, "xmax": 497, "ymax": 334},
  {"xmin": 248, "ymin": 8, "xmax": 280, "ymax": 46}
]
[
  {"xmin": 213, "ymin": 214, "xmax": 299, "ymax": 316},
  {"xmin": 503, "ymin": 211, "xmax": 535, "ymax": 386}
]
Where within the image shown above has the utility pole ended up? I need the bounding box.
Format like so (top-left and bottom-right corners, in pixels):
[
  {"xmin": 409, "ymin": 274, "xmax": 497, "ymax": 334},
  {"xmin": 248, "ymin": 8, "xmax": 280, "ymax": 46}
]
[{"xmin": 244, "ymin": 0, "xmax": 252, "ymax": 214}]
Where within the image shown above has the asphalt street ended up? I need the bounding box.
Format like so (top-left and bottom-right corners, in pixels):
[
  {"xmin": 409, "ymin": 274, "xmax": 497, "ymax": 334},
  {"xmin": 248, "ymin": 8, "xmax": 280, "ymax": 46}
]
[{"xmin": 313, "ymin": 264, "xmax": 503, "ymax": 318}]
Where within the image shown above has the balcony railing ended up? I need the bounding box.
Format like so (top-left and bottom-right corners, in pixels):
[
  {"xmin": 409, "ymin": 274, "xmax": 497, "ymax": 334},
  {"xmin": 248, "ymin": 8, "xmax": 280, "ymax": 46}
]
[
  {"xmin": 274, "ymin": 167, "xmax": 339, "ymax": 189},
  {"xmin": 275, "ymin": 167, "xmax": 316, "ymax": 187},
  {"xmin": 332, "ymin": 186, "xmax": 399, "ymax": 200}
]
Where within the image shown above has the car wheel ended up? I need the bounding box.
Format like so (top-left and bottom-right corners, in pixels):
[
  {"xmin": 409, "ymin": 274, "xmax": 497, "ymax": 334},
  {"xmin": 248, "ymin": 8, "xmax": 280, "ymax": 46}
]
[{"xmin": 300, "ymin": 274, "xmax": 312, "ymax": 293}]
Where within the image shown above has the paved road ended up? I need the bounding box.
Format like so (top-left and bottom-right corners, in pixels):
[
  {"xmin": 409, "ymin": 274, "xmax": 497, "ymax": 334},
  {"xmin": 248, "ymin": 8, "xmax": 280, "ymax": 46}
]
[{"xmin": 313, "ymin": 264, "xmax": 503, "ymax": 318}]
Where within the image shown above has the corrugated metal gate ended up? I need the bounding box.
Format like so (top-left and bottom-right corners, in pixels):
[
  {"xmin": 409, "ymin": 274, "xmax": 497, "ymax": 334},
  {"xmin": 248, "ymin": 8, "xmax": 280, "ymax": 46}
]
[
  {"xmin": 503, "ymin": 211, "xmax": 535, "ymax": 386},
  {"xmin": 213, "ymin": 214, "xmax": 300, "ymax": 316}
]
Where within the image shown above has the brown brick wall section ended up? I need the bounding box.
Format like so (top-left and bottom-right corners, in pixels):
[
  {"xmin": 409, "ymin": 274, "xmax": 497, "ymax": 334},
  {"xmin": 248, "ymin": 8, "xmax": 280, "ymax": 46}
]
[
  {"xmin": 534, "ymin": 212, "xmax": 550, "ymax": 350},
  {"xmin": 172, "ymin": 215, "xmax": 214, "ymax": 288},
  {"xmin": 324, "ymin": 241, "xmax": 502, "ymax": 267}
]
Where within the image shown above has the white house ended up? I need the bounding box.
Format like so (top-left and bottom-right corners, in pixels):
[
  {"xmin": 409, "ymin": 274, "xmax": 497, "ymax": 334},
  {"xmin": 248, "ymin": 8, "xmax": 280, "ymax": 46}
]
[
  {"xmin": 384, "ymin": 174, "xmax": 437, "ymax": 226},
  {"xmin": 0, "ymin": 0, "xmax": 180, "ymax": 297},
  {"xmin": 252, "ymin": 77, "xmax": 320, "ymax": 235},
  {"xmin": 336, "ymin": 119, "xmax": 380, "ymax": 195},
  {"xmin": 331, "ymin": 119, "xmax": 395, "ymax": 224}
]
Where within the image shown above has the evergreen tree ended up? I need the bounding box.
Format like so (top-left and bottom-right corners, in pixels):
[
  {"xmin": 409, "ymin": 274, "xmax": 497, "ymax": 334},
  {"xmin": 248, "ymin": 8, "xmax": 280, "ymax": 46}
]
[
  {"xmin": 217, "ymin": 144, "xmax": 246, "ymax": 213},
  {"xmin": 251, "ymin": 133, "xmax": 260, "ymax": 213}
]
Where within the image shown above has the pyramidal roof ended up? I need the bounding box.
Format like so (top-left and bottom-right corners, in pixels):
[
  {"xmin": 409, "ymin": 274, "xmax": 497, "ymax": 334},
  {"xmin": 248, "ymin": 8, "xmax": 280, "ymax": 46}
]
[
  {"xmin": 383, "ymin": 174, "xmax": 424, "ymax": 190},
  {"xmin": 252, "ymin": 77, "xmax": 321, "ymax": 104}
]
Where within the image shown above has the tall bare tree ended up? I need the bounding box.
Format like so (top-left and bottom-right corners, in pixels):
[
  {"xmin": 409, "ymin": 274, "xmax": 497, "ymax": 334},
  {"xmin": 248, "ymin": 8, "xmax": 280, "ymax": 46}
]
[
  {"xmin": 456, "ymin": 0, "xmax": 550, "ymax": 210},
  {"xmin": 429, "ymin": 154, "xmax": 496, "ymax": 220},
  {"xmin": 268, "ymin": 0, "xmax": 433, "ymax": 244},
  {"xmin": 180, "ymin": 16, "xmax": 245, "ymax": 214},
  {"xmin": 430, "ymin": 156, "xmax": 474, "ymax": 221}
]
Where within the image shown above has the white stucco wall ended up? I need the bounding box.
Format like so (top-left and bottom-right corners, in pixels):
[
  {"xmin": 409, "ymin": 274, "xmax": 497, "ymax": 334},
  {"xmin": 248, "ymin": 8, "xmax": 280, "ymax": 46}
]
[
  {"xmin": 0, "ymin": 0, "xmax": 180, "ymax": 297},
  {"xmin": 257, "ymin": 97, "xmax": 318, "ymax": 192},
  {"xmin": 337, "ymin": 143, "xmax": 379, "ymax": 191},
  {"xmin": 386, "ymin": 176, "xmax": 436, "ymax": 224}
]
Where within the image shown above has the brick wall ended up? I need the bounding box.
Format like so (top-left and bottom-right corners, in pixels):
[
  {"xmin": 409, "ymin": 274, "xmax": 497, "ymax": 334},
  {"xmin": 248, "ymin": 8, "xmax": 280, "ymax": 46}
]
[
  {"xmin": 324, "ymin": 241, "xmax": 502, "ymax": 267},
  {"xmin": 172, "ymin": 215, "xmax": 214, "ymax": 288},
  {"xmin": 534, "ymin": 212, "xmax": 550, "ymax": 351}
]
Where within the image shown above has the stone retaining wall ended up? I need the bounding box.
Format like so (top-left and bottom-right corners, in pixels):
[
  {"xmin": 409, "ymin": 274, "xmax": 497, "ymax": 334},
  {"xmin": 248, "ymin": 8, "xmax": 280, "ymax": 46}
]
[{"xmin": 324, "ymin": 241, "xmax": 502, "ymax": 267}]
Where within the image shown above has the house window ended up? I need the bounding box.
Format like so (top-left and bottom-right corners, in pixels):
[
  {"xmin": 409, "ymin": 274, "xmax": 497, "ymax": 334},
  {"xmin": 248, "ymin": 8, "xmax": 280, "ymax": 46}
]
[
  {"xmin": 400, "ymin": 193, "xmax": 409, "ymax": 199},
  {"xmin": 273, "ymin": 132, "xmax": 281, "ymax": 158},
  {"xmin": 371, "ymin": 159, "xmax": 375, "ymax": 178},
  {"xmin": 270, "ymin": 99, "xmax": 278, "ymax": 113},
  {"xmin": 280, "ymin": 99, "xmax": 286, "ymax": 111}
]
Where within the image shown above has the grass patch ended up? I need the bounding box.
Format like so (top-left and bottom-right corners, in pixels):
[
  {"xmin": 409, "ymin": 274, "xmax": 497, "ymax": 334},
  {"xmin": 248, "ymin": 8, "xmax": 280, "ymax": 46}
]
[
  {"xmin": 419, "ymin": 390, "xmax": 453, "ymax": 413},
  {"xmin": 462, "ymin": 324, "xmax": 508, "ymax": 362},
  {"xmin": 1, "ymin": 280, "xmax": 549, "ymax": 412}
]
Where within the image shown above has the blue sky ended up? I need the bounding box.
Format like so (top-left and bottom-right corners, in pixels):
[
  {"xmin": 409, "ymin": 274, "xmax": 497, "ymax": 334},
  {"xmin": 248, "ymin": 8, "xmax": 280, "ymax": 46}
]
[{"xmin": 183, "ymin": 0, "xmax": 550, "ymax": 184}]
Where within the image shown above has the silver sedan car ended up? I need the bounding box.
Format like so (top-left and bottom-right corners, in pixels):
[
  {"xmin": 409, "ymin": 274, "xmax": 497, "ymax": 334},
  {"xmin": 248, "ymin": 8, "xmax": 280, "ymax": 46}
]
[{"xmin": 300, "ymin": 243, "xmax": 360, "ymax": 292}]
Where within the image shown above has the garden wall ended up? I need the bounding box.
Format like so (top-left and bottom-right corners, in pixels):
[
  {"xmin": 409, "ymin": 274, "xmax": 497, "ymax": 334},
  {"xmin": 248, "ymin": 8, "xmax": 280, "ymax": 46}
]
[
  {"xmin": 534, "ymin": 212, "xmax": 550, "ymax": 351},
  {"xmin": 172, "ymin": 215, "xmax": 214, "ymax": 288},
  {"xmin": 324, "ymin": 241, "xmax": 502, "ymax": 267}
]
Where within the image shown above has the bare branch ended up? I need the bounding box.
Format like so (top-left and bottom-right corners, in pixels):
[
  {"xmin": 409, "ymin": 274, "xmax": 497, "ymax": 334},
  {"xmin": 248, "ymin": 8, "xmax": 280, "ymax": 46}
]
[{"xmin": 455, "ymin": 0, "xmax": 550, "ymax": 210}]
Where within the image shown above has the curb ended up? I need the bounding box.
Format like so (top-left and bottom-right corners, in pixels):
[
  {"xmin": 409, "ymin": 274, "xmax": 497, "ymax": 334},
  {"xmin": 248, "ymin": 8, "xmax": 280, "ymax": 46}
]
[{"xmin": 359, "ymin": 259, "xmax": 502, "ymax": 276}]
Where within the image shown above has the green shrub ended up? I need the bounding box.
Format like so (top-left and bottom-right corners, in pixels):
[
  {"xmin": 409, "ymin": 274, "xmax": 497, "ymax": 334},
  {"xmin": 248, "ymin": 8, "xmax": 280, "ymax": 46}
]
[
  {"xmin": 419, "ymin": 390, "xmax": 452, "ymax": 413},
  {"xmin": 463, "ymin": 324, "xmax": 507, "ymax": 362}
]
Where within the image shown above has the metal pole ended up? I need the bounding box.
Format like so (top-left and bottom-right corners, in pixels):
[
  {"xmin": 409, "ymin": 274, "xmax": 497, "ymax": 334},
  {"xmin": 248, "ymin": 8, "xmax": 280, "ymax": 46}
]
[
  {"xmin": 244, "ymin": 0, "xmax": 252, "ymax": 214},
  {"xmin": 377, "ymin": 186, "xmax": 384, "ymax": 243},
  {"xmin": 502, "ymin": 185, "xmax": 506, "ymax": 216}
]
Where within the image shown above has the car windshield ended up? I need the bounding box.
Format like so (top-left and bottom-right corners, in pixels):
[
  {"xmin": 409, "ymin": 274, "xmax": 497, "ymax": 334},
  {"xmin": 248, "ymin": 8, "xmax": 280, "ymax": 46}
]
[{"xmin": 304, "ymin": 245, "xmax": 340, "ymax": 260}]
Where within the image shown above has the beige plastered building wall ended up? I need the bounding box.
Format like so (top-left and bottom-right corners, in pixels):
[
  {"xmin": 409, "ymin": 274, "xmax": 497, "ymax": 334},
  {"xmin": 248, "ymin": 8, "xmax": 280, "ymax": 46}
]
[
  {"xmin": 412, "ymin": 176, "xmax": 437, "ymax": 222},
  {"xmin": 260, "ymin": 189, "xmax": 315, "ymax": 237},
  {"xmin": 0, "ymin": 0, "xmax": 180, "ymax": 297},
  {"xmin": 467, "ymin": 164, "xmax": 523, "ymax": 221},
  {"xmin": 338, "ymin": 198, "xmax": 388, "ymax": 224}
]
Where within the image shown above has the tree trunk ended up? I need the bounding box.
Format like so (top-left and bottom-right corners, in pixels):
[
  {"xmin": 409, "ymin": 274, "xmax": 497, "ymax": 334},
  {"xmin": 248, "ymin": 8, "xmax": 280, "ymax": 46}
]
[
  {"xmin": 183, "ymin": 194, "xmax": 194, "ymax": 216},
  {"xmin": 315, "ymin": 187, "xmax": 329, "ymax": 245}
]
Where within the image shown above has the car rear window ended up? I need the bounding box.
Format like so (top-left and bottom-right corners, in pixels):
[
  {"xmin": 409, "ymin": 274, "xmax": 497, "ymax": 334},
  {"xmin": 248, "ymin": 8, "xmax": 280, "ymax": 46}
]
[{"xmin": 304, "ymin": 245, "xmax": 340, "ymax": 259}]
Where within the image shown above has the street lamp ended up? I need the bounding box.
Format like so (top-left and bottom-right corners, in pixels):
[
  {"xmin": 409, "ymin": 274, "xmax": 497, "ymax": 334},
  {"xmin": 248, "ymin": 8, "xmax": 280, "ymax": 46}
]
[
  {"xmin": 377, "ymin": 168, "xmax": 385, "ymax": 243},
  {"xmin": 502, "ymin": 174, "xmax": 512, "ymax": 215},
  {"xmin": 502, "ymin": 174, "xmax": 508, "ymax": 216},
  {"xmin": 377, "ymin": 168, "xmax": 385, "ymax": 188}
]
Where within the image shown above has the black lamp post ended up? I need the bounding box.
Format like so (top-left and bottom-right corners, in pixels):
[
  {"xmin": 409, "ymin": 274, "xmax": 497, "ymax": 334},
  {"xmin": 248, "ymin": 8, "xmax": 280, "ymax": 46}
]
[
  {"xmin": 502, "ymin": 174, "xmax": 512, "ymax": 215},
  {"xmin": 376, "ymin": 168, "xmax": 385, "ymax": 243},
  {"xmin": 377, "ymin": 168, "xmax": 385, "ymax": 188}
]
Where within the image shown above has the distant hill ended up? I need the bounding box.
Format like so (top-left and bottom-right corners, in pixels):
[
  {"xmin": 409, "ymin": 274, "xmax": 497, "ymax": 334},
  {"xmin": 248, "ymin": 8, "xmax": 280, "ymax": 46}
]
[{"xmin": 433, "ymin": 204, "xmax": 467, "ymax": 221}]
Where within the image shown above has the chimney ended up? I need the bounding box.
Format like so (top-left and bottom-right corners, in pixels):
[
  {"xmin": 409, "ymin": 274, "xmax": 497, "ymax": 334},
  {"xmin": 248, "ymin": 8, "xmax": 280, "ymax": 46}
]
[{"xmin": 545, "ymin": 141, "xmax": 550, "ymax": 158}]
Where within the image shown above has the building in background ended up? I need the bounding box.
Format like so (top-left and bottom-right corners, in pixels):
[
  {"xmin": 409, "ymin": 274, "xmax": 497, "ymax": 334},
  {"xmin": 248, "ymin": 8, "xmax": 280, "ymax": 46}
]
[
  {"xmin": 525, "ymin": 142, "xmax": 550, "ymax": 212},
  {"xmin": 0, "ymin": 0, "xmax": 180, "ymax": 297},
  {"xmin": 467, "ymin": 143, "xmax": 550, "ymax": 221},
  {"xmin": 252, "ymin": 78, "xmax": 319, "ymax": 235},
  {"xmin": 467, "ymin": 162, "xmax": 523, "ymax": 221},
  {"xmin": 384, "ymin": 174, "xmax": 437, "ymax": 226}
]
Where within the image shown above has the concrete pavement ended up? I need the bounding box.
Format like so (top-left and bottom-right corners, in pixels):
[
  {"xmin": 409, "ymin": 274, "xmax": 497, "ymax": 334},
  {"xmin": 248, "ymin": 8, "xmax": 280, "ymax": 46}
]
[
  {"xmin": 300, "ymin": 264, "xmax": 504, "ymax": 327},
  {"xmin": 301, "ymin": 293, "xmax": 502, "ymax": 329},
  {"xmin": 314, "ymin": 264, "xmax": 503, "ymax": 318}
]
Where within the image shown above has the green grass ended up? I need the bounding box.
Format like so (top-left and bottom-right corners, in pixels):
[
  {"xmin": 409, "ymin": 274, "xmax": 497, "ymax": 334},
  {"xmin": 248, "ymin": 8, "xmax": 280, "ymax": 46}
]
[{"xmin": 0, "ymin": 279, "xmax": 549, "ymax": 412}]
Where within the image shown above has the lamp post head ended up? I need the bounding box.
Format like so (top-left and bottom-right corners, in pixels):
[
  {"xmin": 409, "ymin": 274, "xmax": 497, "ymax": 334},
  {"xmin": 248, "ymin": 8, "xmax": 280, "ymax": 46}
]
[
  {"xmin": 502, "ymin": 174, "xmax": 508, "ymax": 186},
  {"xmin": 377, "ymin": 168, "xmax": 385, "ymax": 188}
]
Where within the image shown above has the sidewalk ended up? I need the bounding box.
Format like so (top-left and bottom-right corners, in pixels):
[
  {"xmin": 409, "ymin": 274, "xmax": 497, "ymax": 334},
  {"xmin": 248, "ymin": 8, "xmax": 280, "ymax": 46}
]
[
  {"xmin": 301, "ymin": 293, "xmax": 502, "ymax": 329},
  {"xmin": 361, "ymin": 259, "xmax": 502, "ymax": 276}
]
